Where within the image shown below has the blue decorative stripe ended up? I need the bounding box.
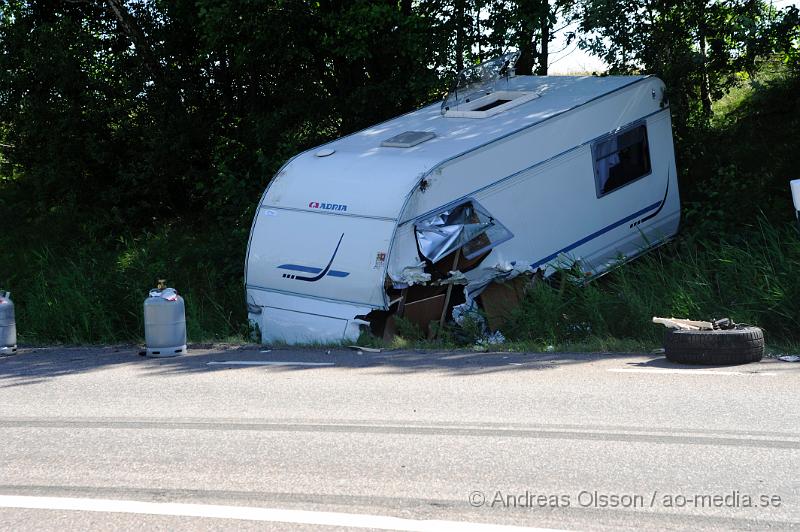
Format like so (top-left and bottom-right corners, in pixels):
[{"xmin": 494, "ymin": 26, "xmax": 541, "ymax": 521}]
[
  {"xmin": 530, "ymin": 200, "xmax": 661, "ymax": 270},
  {"xmin": 278, "ymin": 264, "xmax": 350, "ymax": 278},
  {"xmin": 279, "ymin": 264, "xmax": 319, "ymax": 273}
]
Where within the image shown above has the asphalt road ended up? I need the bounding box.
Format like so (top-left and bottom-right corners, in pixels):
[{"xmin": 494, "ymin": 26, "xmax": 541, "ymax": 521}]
[{"xmin": 0, "ymin": 345, "xmax": 797, "ymax": 531}]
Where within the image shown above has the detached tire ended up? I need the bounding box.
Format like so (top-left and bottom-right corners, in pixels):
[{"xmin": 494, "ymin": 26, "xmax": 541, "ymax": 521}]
[{"xmin": 664, "ymin": 326, "xmax": 764, "ymax": 365}]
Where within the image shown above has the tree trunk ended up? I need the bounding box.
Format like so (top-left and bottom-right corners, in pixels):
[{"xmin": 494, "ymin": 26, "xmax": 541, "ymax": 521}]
[
  {"xmin": 513, "ymin": 0, "xmax": 537, "ymax": 75},
  {"xmin": 538, "ymin": 0, "xmax": 550, "ymax": 75},
  {"xmin": 475, "ymin": 2, "xmax": 481, "ymax": 60},
  {"xmin": 516, "ymin": 39, "xmax": 535, "ymax": 75},
  {"xmin": 104, "ymin": 0, "xmax": 162, "ymax": 83},
  {"xmin": 455, "ymin": 0, "xmax": 466, "ymax": 72},
  {"xmin": 698, "ymin": 5, "xmax": 712, "ymax": 117}
]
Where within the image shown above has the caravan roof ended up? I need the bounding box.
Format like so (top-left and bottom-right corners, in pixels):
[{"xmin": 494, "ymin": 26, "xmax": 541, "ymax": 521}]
[
  {"xmin": 263, "ymin": 75, "xmax": 649, "ymax": 220},
  {"xmin": 333, "ymin": 75, "xmax": 648, "ymax": 161}
]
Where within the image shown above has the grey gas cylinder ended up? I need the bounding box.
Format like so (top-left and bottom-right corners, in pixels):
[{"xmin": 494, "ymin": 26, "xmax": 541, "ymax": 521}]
[
  {"xmin": 0, "ymin": 291, "xmax": 16, "ymax": 355},
  {"xmin": 144, "ymin": 281, "xmax": 187, "ymax": 357}
]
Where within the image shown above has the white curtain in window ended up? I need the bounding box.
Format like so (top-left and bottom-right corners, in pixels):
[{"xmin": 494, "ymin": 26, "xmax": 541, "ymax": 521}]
[{"xmin": 594, "ymin": 137, "xmax": 619, "ymax": 192}]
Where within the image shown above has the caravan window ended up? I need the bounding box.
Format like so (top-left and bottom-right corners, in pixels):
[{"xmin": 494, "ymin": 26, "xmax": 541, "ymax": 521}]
[{"xmin": 593, "ymin": 124, "xmax": 651, "ymax": 197}]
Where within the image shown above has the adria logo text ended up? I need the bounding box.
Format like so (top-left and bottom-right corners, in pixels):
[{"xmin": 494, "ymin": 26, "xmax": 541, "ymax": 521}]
[{"xmin": 308, "ymin": 201, "xmax": 347, "ymax": 212}]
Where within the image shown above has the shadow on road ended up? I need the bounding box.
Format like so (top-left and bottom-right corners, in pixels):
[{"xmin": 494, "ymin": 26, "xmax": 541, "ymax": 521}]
[{"xmin": 0, "ymin": 345, "xmax": 793, "ymax": 386}]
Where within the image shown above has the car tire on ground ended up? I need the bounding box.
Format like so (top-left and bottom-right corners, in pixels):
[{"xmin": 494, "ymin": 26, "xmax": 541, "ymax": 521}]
[{"xmin": 664, "ymin": 326, "xmax": 764, "ymax": 365}]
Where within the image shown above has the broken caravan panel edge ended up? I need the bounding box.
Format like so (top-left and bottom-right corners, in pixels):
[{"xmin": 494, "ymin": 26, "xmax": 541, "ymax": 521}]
[{"xmin": 245, "ymin": 73, "xmax": 679, "ymax": 344}]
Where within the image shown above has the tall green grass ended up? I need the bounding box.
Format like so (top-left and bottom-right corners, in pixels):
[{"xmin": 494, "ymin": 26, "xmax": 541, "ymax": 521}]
[
  {"xmin": 503, "ymin": 218, "xmax": 800, "ymax": 347},
  {"xmin": 0, "ymin": 226, "xmax": 247, "ymax": 344},
  {"xmin": 2, "ymin": 214, "xmax": 798, "ymax": 348}
]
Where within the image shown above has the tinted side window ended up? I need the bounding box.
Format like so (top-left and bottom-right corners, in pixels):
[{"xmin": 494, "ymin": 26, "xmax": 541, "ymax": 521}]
[{"xmin": 594, "ymin": 124, "xmax": 651, "ymax": 196}]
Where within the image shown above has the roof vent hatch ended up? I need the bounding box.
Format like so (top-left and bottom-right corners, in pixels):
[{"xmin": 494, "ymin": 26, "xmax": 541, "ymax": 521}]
[
  {"xmin": 444, "ymin": 90, "xmax": 539, "ymax": 118},
  {"xmin": 381, "ymin": 131, "xmax": 436, "ymax": 148}
]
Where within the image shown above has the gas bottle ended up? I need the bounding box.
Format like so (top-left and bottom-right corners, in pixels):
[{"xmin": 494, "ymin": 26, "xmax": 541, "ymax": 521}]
[
  {"xmin": 143, "ymin": 280, "xmax": 186, "ymax": 357},
  {"xmin": 0, "ymin": 291, "xmax": 16, "ymax": 355}
]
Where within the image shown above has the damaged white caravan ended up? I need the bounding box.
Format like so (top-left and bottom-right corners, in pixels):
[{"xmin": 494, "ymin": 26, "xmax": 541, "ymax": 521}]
[{"xmin": 245, "ymin": 54, "xmax": 680, "ymax": 344}]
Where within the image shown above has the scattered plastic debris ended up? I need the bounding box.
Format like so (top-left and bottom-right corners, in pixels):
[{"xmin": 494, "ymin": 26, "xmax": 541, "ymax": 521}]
[
  {"xmin": 440, "ymin": 270, "xmax": 469, "ymax": 285},
  {"xmin": 652, "ymin": 316, "xmax": 742, "ymax": 331},
  {"xmin": 652, "ymin": 316, "xmax": 714, "ymax": 330},
  {"xmin": 398, "ymin": 263, "xmax": 432, "ymax": 285},
  {"xmin": 348, "ymin": 345, "xmax": 381, "ymax": 353},
  {"xmin": 778, "ymin": 355, "xmax": 800, "ymax": 362},
  {"xmin": 452, "ymin": 301, "xmax": 483, "ymax": 327},
  {"xmin": 475, "ymin": 330, "xmax": 506, "ymax": 347},
  {"xmin": 149, "ymin": 286, "xmax": 179, "ymax": 302}
]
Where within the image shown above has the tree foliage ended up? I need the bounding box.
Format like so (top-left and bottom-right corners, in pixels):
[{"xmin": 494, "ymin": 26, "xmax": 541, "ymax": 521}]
[
  {"xmin": 579, "ymin": 0, "xmax": 799, "ymax": 126},
  {"xmin": 0, "ymin": 0, "xmax": 797, "ymax": 238}
]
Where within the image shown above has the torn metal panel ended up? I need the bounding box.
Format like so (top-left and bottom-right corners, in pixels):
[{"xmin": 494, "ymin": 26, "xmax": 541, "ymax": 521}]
[{"xmin": 415, "ymin": 201, "xmax": 513, "ymax": 264}]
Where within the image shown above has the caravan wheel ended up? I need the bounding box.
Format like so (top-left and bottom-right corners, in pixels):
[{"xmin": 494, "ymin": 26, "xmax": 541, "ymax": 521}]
[{"xmin": 664, "ymin": 326, "xmax": 764, "ymax": 365}]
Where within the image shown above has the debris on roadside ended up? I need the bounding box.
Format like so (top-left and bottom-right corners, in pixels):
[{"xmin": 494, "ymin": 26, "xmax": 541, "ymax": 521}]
[
  {"xmin": 348, "ymin": 345, "xmax": 381, "ymax": 353},
  {"xmin": 778, "ymin": 355, "xmax": 800, "ymax": 362},
  {"xmin": 452, "ymin": 301, "xmax": 483, "ymax": 327},
  {"xmin": 652, "ymin": 316, "xmax": 740, "ymax": 331},
  {"xmin": 652, "ymin": 317, "xmax": 714, "ymax": 330},
  {"xmin": 475, "ymin": 330, "xmax": 506, "ymax": 348},
  {"xmin": 653, "ymin": 316, "xmax": 764, "ymax": 365}
]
